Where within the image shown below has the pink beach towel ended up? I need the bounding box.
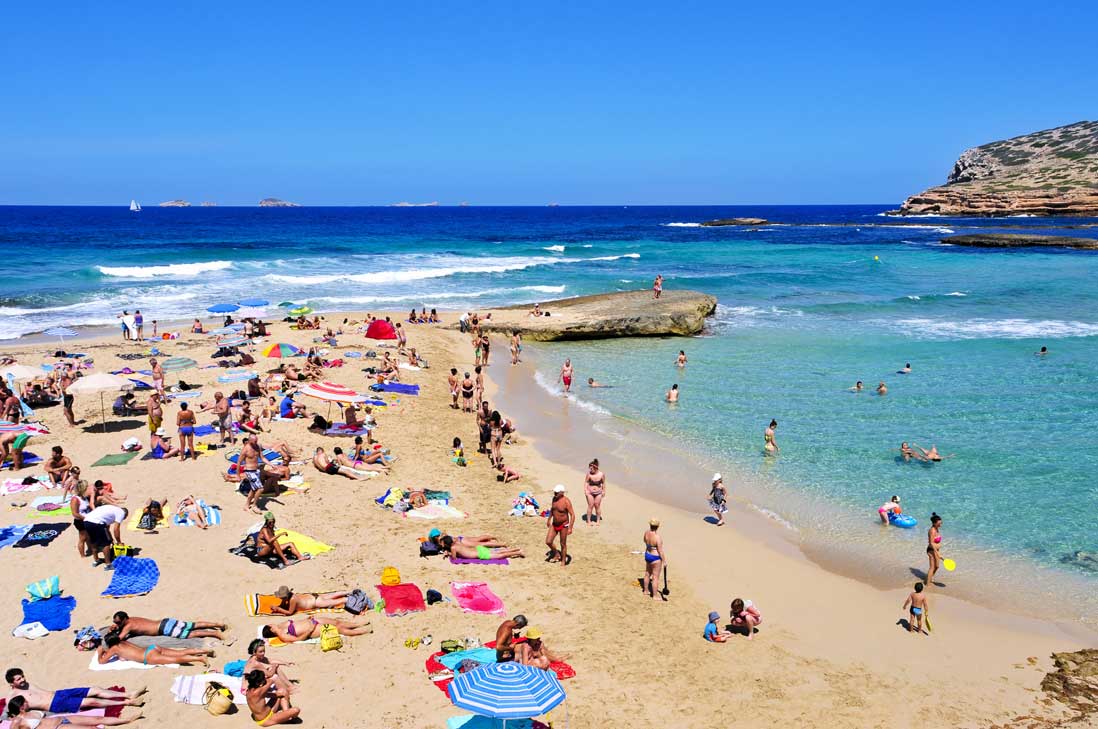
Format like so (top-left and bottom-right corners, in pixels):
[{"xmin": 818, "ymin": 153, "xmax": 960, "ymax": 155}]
[
  {"xmin": 376, "ymin": 582, "xmax": 426, "ymax": 616},
  {"xmin": 450, "ymin": 581, "xmax": 505, "ymax": 615}
]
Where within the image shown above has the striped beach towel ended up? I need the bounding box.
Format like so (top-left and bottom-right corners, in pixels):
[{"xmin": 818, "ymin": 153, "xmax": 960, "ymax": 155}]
[
  {"xmin": 244, "ymin": 592, "xmax": 345, "ymax": 617},
  {"xmin": 173, "ymin": 500, "xmax": 222, "ymax": 527}
]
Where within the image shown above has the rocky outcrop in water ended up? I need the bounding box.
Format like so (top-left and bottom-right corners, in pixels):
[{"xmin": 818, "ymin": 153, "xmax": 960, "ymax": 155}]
[
  {"xmin": 158, "ymin": 199, "xmax": 191, "ymax": 207},
  {"xmin": 701, "ymin": 218, "xmax": 770, "ymax": 227},
  {"xmin": 893, "ymin": 121, "xmax": 1098, "ymax": 217},
  {"xmin": 943, "ymin": 234, "xmax": 1098, "ymax": 250},
  {"xmin": 458, "ymin": 289, "xmax": 718, "ymax": 341},
  {"xmin": 259, "ymin": 198, "xmax": 301, "ymax": 207}
]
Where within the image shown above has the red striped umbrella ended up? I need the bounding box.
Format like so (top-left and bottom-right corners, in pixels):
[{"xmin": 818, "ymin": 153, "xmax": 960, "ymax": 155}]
[{"xmin": 299, "ymin": 381, "xmax": 367, "ymax": 403}]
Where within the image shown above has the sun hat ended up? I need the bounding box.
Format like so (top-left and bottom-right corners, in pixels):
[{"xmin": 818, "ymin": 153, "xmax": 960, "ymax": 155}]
[
  {"xmin": 525, "ymin": 626, "xmax": 542, "ymax": 640},
  {"xmin": 708, "ymin": 611, "xmax": 720, "ymax": 622},
  {"xmin": 649, "ymin": 517, "xmax": 660, "ymax": 527},
  {"xmin": 712, "ymin": 473, "xmax": 722, "ymax": 482},
  {"xmin": 154, "ymin": 427, "xmax": 167, "ymax": 437},
  {"xmin": 553, "ymin": 484, "xmax": 566, "ymax": 493},
  {"xmin": 275, "ymin": 586, "xmax": 291, "ymax": 599},
  {"xmin": 263, "ymin": 511, "xmax": 275, "ymax": 522},
  {"xmin": 428, "ymin": 528, "xmax": 441, "ymax": 539}
]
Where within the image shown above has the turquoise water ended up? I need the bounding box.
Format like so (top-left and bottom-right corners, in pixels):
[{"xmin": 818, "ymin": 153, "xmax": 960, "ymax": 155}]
[{"xmin": 2, "ymin": 204, "xmax": 1096, "ymax": 601}]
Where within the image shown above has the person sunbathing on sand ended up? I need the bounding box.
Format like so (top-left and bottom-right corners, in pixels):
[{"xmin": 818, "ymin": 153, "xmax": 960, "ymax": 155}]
[
  {"xmin": 313, "ymin": 447, "xmax": 369, "ymax": 479},
  {"xmin": 97, "ymin": 631, "xmax": 213, "ymax": 667},
  {"xmin": 269, "ymin": 586, "xmax": 349, "ymax": 615},
  {"xmin": 428, "ymin": 528, "xmax": 507, "ymax": 550},
  {"xmin": 176, "ymin": 495, "xmax": 210, "ymax": 528},
  {"xmin": 5, "ymin": 668, "xmax": 146, "ymax": 712},
  {"xmin": 334, "ymin": 446, "xmax": 387, "ymax": 473},
  {"xmin": 440, "ymin": 535, "xmax": 525, "ymax": 560},
  {"xmin": 260, "ymin": 616, "xmax": 371, "ymax": 644},
  {"xmin": 6, "ymin": 697, "xmax": 141, "ymax": 729},
  {"xmin": 111, "ymin": 611, "xmax": 227, "ymax": 641},
  {"xmin": 245, "ymin": 640, "xmax": 295, "ymax": 695}
]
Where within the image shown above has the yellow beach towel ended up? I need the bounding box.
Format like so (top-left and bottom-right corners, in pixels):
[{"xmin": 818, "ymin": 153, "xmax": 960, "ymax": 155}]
[
  {"xmin": 276, "ymin": 530, "xmax": 333, "ymax": 556},
  {"xmin": 127, "ymin": 510, "xmax": 169, "ymax": 531}
]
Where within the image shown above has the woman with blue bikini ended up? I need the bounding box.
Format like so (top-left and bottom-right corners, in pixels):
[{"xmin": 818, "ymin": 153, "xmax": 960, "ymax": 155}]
[{"xmin": 642, "ymin": 518, "xmax": 667, "ymax": 601}]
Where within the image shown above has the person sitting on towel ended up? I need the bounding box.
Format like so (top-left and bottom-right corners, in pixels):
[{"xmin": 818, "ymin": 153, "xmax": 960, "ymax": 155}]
[
  {"xmin": 268, "ymin": 586, "xmax": 350, "ymax": 615},
  {"xmin": 244, "ymin": 669, "xmax": 299, "ymax": 727},
  {"xmin": 97, "ymin": 630, "xmax": 213, "ymax": 667},
  {"xmin": 4, "ymin": 668, "xmax": 145, "ymax": 713},
  {"xmin": 516, "ymin": 626, "xmax": 559, "ymax": 669},
  {"xmin": 440, "ymin": 535, "xmax": 525, "ymax": 560},
  {"xmin": 110, "ymin": 611, "xmax": 228, "ymax": 641},
  {"xmin": 259, "ymin": 616, "xmax": 371, "ymax": 644},
  {"xmin": 256, "ymin": 512, "xmax": 311, "ymax": 567}
]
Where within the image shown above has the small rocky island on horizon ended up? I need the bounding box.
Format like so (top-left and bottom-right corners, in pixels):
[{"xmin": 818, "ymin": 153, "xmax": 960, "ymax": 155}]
[
  {"xmin": 158, "ymin": 199, "xmax": 190, "ymax": 207},
  {"xmin": 259, "ymin": 198, "xmax": 301, "ymax": 207},
  {"xmin": 892, "ymin": 120, "xmax": 1098, "ymax": 217}
]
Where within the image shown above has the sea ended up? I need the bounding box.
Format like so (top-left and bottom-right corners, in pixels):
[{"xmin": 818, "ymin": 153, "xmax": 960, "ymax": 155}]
[{"xmin": 3, "ymin": 204, "xmax": 1097, "ymax": 622}]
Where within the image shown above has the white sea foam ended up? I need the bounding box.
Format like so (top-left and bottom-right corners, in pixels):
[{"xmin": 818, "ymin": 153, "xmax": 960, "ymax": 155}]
[
  {"xmin": 310, "ymin": 285, "xmax": 567, "ymax": 306},
  {"xmin": 748, "ymin": 503, "xmax": 799, "ymax": 532},
  {"xmin": 890, "ymin": 317, "xmax": 1098, "ymax": 340},
  {"xmin": 588, "ymin": 253, "xmax": 641, "ymax": 261},
  {"xmin": 662, "ymin": 222, "xmax": 702, "ymax": 227},
  {"xmin": 97, "ymin": 261, "xmax": 233, "ymax": 277},
  {"xmin": 945, "ymin": 292, "xmax": 967, "ymax": 297},
  {"xmin": 543, "ymin": 245, "xmax": 566, "ymax": 253},
  {"xmin": 532, "ymin": 370, "xmax": 611, "ymax": 415},
  {"xmin": 906, "ymin": 295, "xmax": 921, "ymax": 301},
  {"xmin": 581, "ymin": 244, "xmax": 593, "ymax": 248}
]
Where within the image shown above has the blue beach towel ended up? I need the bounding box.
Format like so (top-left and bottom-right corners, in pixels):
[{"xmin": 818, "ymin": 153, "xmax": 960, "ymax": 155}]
[
  {"xmin": 2, "ymin": 452, "xmax": 42, "ymax": 469},
  {"xmin": 169, "ymin": 391, "xmax": 203, "ymax": 400},
  {"xmin": 370, "ymin": 383, "xmax": 420, "ymax": 395},
  {"xmin": 0, "ymin": 524, "xmax": 32, "ymax": 549},
  {"xmin": 128, "ymin": 379, "xmax": 153, "ymax": 390},
  {"xmin": 173, "ymin": 500, "xmax": 222, "ymax": 527},
  {"xmin": 20, "ymin": 595, "xmax": 77, "ymax": 631},
  {"xmin": 227, "ymin": 450, "xmax": 281, "ymax": 465},
  {"xmin": 101, "ymin": 556, "xmax": 160, "ymax": 598},
  {"xmin": 217, "ymin": 372, "xmax": 257, "ymax": 383},
  {"xmin": 192, "ymin": 424, "xmax": 218, "ymax": 437},
  {"xmin": 438, "ymin": 647, "xmax": 498, "ymax": 671}
]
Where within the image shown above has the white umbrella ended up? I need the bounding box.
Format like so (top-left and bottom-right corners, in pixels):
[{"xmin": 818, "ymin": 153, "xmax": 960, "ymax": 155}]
[
  {"xmin": 0, "ymin": 364, "xmax": 43, "ymax": 382},
  {"xmin": 66, "ymin": 372, "xmax": 135, "ymax": 432}
]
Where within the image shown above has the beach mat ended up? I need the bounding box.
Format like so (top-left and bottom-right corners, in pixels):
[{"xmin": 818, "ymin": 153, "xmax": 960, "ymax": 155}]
[
  {"xmin": 243, "ymin": 525, "xmax": 334, "ymax": 556},
  {"xmin": 171, "ymin": 673, "xmax": 246, "ymax": 706},
  {"xmin": 405, "ymin": 504, "xmax": 467, "ymax": 520},
  {"xmin": 0, "ymin": 525, "xmax": 32, "ymax": 550},
  {"xmin": 1, "ymin": 452, "xmax": 42, "ymax": 469},
  {"xmin": 27, "ymin": 495, "xmax": 71, "ymax": 518},
  {"xmin": 101, "ymin": 556, "xmax": 160, "ymax": 598},
  {"xmin": 450, "ymin": 582, "xmax": 505, "ymax": 615},
  {"xmin": 370, "ymin": 382, "xmax": 419, "ymax": 395},
  {"xmin": 127, "ymin": 509, "xmax": 170, "ymax": 532},
  {"xmin": 90, "ymin": 452, "xmax": 140, "ymax": 467},
  {"xmin": 20, "ymin": 595, "xmax": 77, "ymax": 631},
  {"xmin": 172, "ymin": 500, "xmax": 221, "ymax": 527},
  {"xmin": 244, "ymin": 592, "xmax": 344, "ymax": 617},
  {"xmin": 449, "ymin": 556, "xmax": 510, "ymax": 566},
  {"xmin": 13, "ymin": 522, "xmax": 69, "ymax": 548},
  {"xmin": 0, "ymin": 478, "xmax": 49, "ymax": 496},
  {"xmin": 89, "ymin": 652, "xmax": 176, "ymax": 671},
  {"xmin": 376, "ymin": 583, "xmax": 425, "ymax": 616}
]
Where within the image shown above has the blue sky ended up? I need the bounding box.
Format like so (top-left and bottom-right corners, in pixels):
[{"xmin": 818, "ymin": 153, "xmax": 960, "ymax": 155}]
[{"xmin": 2, "ymin": 1, "xmax": 1096, "ymax": 205}]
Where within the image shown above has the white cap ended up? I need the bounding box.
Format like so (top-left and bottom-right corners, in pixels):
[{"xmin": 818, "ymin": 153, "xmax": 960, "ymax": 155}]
[
  {"xmin": 712, "ymin": 473, "xmax": 722, "ymax": 482},
  {"xmin": 553, "ymin": 484, "xmax": 566, "ymax": 493},
  {"xmin": 154, "ymin": 427, "xmax": 167, "ymax": 437}
]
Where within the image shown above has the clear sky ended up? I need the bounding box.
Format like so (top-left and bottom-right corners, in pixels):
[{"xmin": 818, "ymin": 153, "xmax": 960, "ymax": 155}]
[{"xmin": 2, "ymin": 1, "xmax": 1096, "ymax": 205}]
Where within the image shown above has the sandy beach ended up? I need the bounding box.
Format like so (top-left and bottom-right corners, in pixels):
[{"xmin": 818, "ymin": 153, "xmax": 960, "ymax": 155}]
[{"xmin": 1, "ymin": 315, "xmax": 1095, "ymax": 729}]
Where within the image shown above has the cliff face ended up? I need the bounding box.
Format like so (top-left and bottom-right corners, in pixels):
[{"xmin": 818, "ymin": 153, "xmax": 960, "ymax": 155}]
[{"xmin": 895, "ymin": 121, "xmax": 1098, "ymax": 216}]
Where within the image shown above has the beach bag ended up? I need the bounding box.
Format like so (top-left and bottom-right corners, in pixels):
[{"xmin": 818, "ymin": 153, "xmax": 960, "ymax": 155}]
[
  {"xmin": 319, "ymin": 623, "xmax": 343, "ymax": 652},
  {"xmin": 381, "ymin": 566, "xmax": 401, "ymax": 586},
  {"xmin": 344, "ymin": 589, "xmax": 370, "ymax": 615},
  {"xmin": 112, "ymin": 543, "xmax": 136, "ymax": 558},
  {"xmin": 419, "ymin": 541, "xmax": 441, "ymax": 558},
  {"xmin": 440, "ymin": 639, "xmax": 463, "ymax": 654},
  {"xmin": 203, "ymin": 682, "xmax": 234, "ymax": 716},
  {"xmin": 138, "ymin": 512, "xmax": 158, "ymax": 531},
  {"xmin": 26, "ymin": 575, "xmax": 60, "ymax": 601}
]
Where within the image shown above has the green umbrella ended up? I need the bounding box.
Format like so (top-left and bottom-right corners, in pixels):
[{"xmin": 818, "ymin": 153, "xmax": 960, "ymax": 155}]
[
  {"xmin": 278, "ymin": 301, "xmax": 297, "ymax": 308},
  {"xmin": 161, "ymin": 357, "xmax": 197, "ymax": 373}
]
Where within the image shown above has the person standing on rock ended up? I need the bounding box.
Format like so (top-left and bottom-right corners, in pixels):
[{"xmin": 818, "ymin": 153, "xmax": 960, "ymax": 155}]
[
  {"xmin": 559, "ymin": 359, "xmax": 574, "ymax": 393},
  {"xmin": 653, "ymin": 274, "xmax": 663, "ymax": 299}
]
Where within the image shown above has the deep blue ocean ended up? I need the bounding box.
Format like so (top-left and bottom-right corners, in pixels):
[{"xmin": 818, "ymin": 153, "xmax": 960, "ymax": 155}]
[{"xmin": 3, "ymin": 205, "xmax": 1097, "ymax": 613}]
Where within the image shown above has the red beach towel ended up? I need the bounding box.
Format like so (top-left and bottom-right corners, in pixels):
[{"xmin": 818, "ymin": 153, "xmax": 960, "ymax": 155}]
[{"xmin": 376, "ymin": 582, "xmax": 426, "ymax": 616}]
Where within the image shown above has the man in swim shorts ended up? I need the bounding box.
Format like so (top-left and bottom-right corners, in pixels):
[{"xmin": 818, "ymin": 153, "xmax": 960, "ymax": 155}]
[
  {"xmin": 558, "ymin": 359, "xmax": 573, "ymax": 393},
  {"xmin": 146, "ymin": 392, "xmax": 163, "ymax": 440},
  {"xmin": 0, "ymin": 430, "xmax": 31, "ymax": 470},
  {"xmin": 111, "ymin": 611, "xmax": 228, "ymax": 641},
  {"xmin": 493, "ymin": 614, "xmax": 527, "ymax": 663},
  {"xmin": 546, "ymin": 485, "xmax": 575, "ymax": 566},
  {"xmin": 5, "ymin": 667, "xmax": 146, "ymax": 711}
]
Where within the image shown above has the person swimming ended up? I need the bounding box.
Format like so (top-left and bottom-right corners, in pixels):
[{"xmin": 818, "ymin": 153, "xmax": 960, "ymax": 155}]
[
  {"xmin": 666, "ymin": 384, "xmax": 678, "ymax": 403},
  {"xmin": 850, "ymin": 380, "xmax": 863, "ymax": 392},
  {"xmin": 898, "ymin": 363, "xmax": 912, "ymax": 374}
]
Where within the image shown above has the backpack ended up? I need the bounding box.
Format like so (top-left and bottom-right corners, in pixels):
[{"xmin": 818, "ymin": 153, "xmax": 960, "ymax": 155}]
[
  {"xmin": 419, "ymin": 541, "xmax": 441, "ymax": 558},
  {"xmin": 344, "ymin": 589, "xmax": 370, "ymax": 615},
  {"xmin": 319, "ymin": 623, "xmax": 343, "ymax": 652},
  {"xmin": 381, "ymin": 566, "xmax": 401, "ymax": 586}
]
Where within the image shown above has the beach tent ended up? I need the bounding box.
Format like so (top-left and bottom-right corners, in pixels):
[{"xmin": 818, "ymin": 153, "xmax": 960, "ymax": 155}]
[
  {"xmin": 365, "ymin": 320, "xmax": 397, "ymax": 340},
  {"xmin": 66, "ymin": 372, "xmax": 135, "ymax": 432}
]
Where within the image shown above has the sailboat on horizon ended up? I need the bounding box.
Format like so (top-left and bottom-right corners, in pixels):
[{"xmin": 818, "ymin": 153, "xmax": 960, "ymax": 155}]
[{"xmin": 129, "ymin": 199, "xmax": 142, "ymax": 212}]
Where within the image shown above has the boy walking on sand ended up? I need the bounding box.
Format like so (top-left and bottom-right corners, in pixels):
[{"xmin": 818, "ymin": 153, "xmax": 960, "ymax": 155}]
[{"xmin": 902, "ymin": 582, "xmax": 929, "ymax": 635}]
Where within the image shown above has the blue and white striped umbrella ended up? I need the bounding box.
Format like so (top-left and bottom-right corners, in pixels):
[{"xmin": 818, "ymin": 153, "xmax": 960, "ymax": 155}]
[
  {"xmin": 43, "ymin": 326, "xmax": 77, "ymax": 343},
  {"xmin": 216, "ymin": 335, "xmax": 248, "ymax": 347},
  {"xmin": 447, "ymin": 663, "xmax": 565, "ymax": 719}
]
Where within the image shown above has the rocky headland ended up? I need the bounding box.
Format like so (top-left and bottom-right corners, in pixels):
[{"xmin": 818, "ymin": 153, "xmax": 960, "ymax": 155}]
[
  {"xmin": 158, "ymin": 199, "xmax": 190, "ymax": 207},
  {"xmin": 259, "ymin": 198, "xmax": 301, "ymax": 207},
  {"xmin": 942, "ymin": 233, "xmax": 1098, "ymax": 250},
  {"xmin": 701, "ymin": 217, "xmax": 770, "ymax": 226},
  {"xmin": 893, "ymin": 121, "xmax": 1098, "ymax": 217},
  {"xmin": 455, "ymin": 289, "xmax": 717, "ymax": 341}
]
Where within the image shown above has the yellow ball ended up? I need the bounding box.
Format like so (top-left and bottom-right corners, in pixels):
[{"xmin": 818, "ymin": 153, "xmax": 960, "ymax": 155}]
[{"xmin": 874, "ymin": 256, "xmax": 880, "ymax": 261}]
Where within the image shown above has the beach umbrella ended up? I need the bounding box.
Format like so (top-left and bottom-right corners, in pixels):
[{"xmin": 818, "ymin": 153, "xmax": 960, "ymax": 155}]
[
  {"xmin": 299, "ymin": 380, "xmax": 367, "ymax": 418},
  {"xmin": 43, "ymin": 326, "xmax": 77, "ymax": 345},
  {"xmin": 210, "ymin": 325, "xmax": 246, "ymax": 335},
  {"xmin": 206, "ymin": 303, "xmax": 240, "ymax": 314},
  {"xmin": 448, "ymin": 663, "xmax": 565, "ymax": 720},
  {"xmin": 236, "ymin": 306, "xmax": 268, "ymax": 319},
  {"xmin": 65, "ymin": 372, "xmax": 134, "ymax": 432},
  {"xmin": 260, "ymin": 343, "xmax": 302, "ymax": 358},
  {"xmin": 278, "ymin": 301, "xmax": 297, "ymax": 308},
  {"xmin": 0, "ymin": 364, "xmax": 43, "ymax": 382},
  {"xmin": 238, "ymin": 298, "xmax": 269, "ymax": 307},
  {"xmin": 365, "ymin": 320, "xmax": 397, "ymax": 340},
  {"xmin": 160, "ymin": 356, "xmax": 197, "ymax": 373},
  {"xmin": 289, "ymin": 306, "xmax": 313, "ymax": 317},
  {"xmin": 216, "ymin": 335, "xmax": 248, "ymax": 348}
]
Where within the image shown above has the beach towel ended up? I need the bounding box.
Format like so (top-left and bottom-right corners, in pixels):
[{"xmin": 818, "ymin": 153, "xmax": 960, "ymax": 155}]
[
  {"xmin": 172, "ymin": 500, "xmax": 221, "ymax": 527},
  {"xmin": 170, "ymin": 673, "xmax": 247, "ymax": 706},
  {"xmin": 227, "ymin": 449, "xmax": 282, "ymax": 465},
  {"xmin": 89, "ymin": 652, "xmax": 175, "ymax": 671},
  {"xmin": 376, "ymin": 583, "xmax": 426, "ymax": 616},
  {"xmin": 217, "ymin": 371, "xmax": 257, "ymax": 383},
  {"xmin": 0, "ymin": 478, "xmax": 49, "ymax": 496},
  {"xmin": 438, "ymin": 647, "xmax": 499, "ymax": 672},
  {"xmin": 244, "ymin": 592, "xmax": 345, "ymax": 617},
  {"xmin": 243, "ymin": 524, "xmax": 334, "ymax": 555},
  {"xmin": 101, "ymin": 556, "xmax": 160, "ymax": 598},
  {"xmin": 230, "ymin": 530, "xmax": 331, "ymax": 569},
  {"xmin": 449, "ymin": 556, "xmax": 510, "ymax": 566},
  {"xmin": 127, "ymin": 379, "xmax": 153, "ymax": 390},
  {"xmin": 20, "ymin": 595, "xmax": 77, "ymax": 631},
  {"xmin": 191, "ymin": 424, "xmax": 219, "ymax": 437},
  {"xmin": 322, "ymin": 424, "xmax": 371, "ymax": 437},
  {"xmin": 90, "ymin": 452, "xmax": 140, "ymax": 468},
  {"xmin": 28, "ymin": 496, "xmax": 71, "ymax": 518},
  {"xmin": 450, "ymin": 582, "xmax": 505, "ymax": 615},
  {"xmin": 126, "ymin": 509, "xmax": 169, "ymax": 531},
  {"xmin": 448, "ymin": 717, "xmax": 547, "ymax": 729},
  {"xmin": 425, "ymin": 645, "xmax": 575, "ymax": 695},
  {"xmin": 0, "ymin": 525, "xmax": 31, "ymax": 549},
  {"xmin": 1, "ymin": 451, "xmax": 41, "ymax": 469},
  {"xmin": 370, "ymin": 382, "xmax": 420, "ymax": 395},
  {"xmin": 405, "ymin": 504, "xmax": 467, "ymax": 520},
  {"xmin": 167, "ymin": 390, "xmax": 203, "ymax": 400},
  {"xmin": 13, "ymin": 522, "xmax": 69, "ymax": 548}
]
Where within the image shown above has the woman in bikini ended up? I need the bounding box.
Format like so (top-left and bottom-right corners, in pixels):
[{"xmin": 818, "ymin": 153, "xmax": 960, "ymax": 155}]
[
  {"xmin": 176, "ymin": 402, "xmax": 197, "ymax": 461},
  {"xmin": 244, "ymin": 670, "xmax": 299, "ymax": 727},
  {"xmin": 6, "ymin": 696, "xmax": 141, "ymax": 729},
  {"xmin": 583, "ymin": 459, "xmax": 606, "ymax": 526},
  {"xmin": 97, "ymin": 631, "xmax": 213, "ymax": 667},
  {"xmin": 312, "ymin": 447, "xmax": 366, "ymax": 480},
  {"xmin": 764, "ymin": 419, "xmax": 779, "ymax": 455},
  {"xmin": 925, "ymin": 513, "xmax": 944, "ymax": 586},
  {"xmin": 268, "ymin": 586, "xmax": 349, "ymax": 615},
  {"xmin": 642, "ymin": 518, "xmax": 666, "ymax": 600},
  {"xmin": 260, "ymin": 616, "xmax": 371, "ymax": 644},
  {"xmin": 489, "ymin": 411, "xmax": 504, "ymax": 468},
  {"xmin": 176, "ymin": 495, "xmax": 209, "ymax": 529},
  {"xmin": 245, "ymin": 639, "xmax": 296, "ymax": 695},
  {"xmin": 460, "ymin": 373, "xmax": 475, "ymax": 413}
]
